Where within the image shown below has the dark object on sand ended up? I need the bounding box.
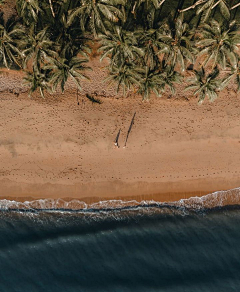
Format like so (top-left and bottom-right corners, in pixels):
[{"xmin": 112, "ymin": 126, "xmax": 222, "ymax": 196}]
[
  {"xmin": 86, "ymin": 93, "xmax": 103, "ymax": 104},
  {"xmin": 124, "ymin": 112, "xmax": 136, "ymax": 147},
  {"xmin": 114, "ymin": 129, "xmax": 121, "ymax": 148},
  {"xmin": 77, "ymin": 88, "xmax": 79, "ymax": 105},
  {"xmin": 187, "ymin": 64, "xmax": 194, "ymax": 70}
]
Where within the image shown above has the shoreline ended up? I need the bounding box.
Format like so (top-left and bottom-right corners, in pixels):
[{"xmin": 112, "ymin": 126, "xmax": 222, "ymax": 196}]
[{"xmin": 1, "ymin": 177, "xmax": 240, "ymax": 205}]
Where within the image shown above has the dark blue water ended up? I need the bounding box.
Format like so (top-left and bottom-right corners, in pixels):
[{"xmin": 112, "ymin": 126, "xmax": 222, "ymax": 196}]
[{"xmin": 0, "ymin": 199, "xmax": 240, "ymax": 291}]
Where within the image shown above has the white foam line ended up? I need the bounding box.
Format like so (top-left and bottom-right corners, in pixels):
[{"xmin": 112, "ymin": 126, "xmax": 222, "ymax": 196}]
[{"xmin": 0, "ymin": 187, "xmax": 239, "ymax": 211}]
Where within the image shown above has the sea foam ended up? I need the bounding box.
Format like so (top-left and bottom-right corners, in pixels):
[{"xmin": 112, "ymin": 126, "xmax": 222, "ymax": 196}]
[{"xmin": 0, "ymin": 187, "xmax": 240, "ymax": 212}]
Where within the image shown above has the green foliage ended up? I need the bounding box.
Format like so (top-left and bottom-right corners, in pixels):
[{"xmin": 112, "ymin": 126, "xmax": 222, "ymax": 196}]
[
  {"xmin": 23, "ymin": 69, "xmax": 52, "ymax": 98},
  {"xmin": 137, "ymin": 64, "xmax": 183, "ymax": 100},
  {"xmin": 46, "ymin": 56, "xmax": 90, "ymax": 92},
  {"xmin": 220, "ymin": 55, "xmax": 240, "ymax": 92},
  {"xmin": 16, "ymin": 0, "xmax": 41, "ymax": 26},
  {"xmin": 185, "ymin": 66, "xmax": 221, "ymax": 103},
  {"xmin": 21, "ymin": 28, "xmax": 58, "ymax": 72},
  {"xmin": 196, "ymin": 0, "xmax": 230, "ymax": 23},
  {"xmin": 2, "ymin": 0, "xmax": 240, "ymax": 102},
  {"xmin": 195, "ymin": 19, "xmax": 240, "ymax": 69},
  {"xmin": 104, "ymin": 62, "xmax": 140, "ymax": 96},
  {"xmin": 136, "ymin": 27, "xmax": 164, "ymax": 70},
  {"xmin": 68, "ymin": 0, "xmax": 126, "ymax": 37},
  {"xmin": 0, "ymin": 13, "xmax": 24, "ymax": 68},
  {"xmin": 99, "ymin": 26, "xmax": 144, "ymax": 68},
  {"xmin": 155, "ymin": 14, "xmax": 196, "ymax": 72}
]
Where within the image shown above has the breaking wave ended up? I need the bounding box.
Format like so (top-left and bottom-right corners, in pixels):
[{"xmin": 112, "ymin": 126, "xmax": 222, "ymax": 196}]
[{"xmin": 0, "ymin": 187, "xmax": 240, "ymax": 213}]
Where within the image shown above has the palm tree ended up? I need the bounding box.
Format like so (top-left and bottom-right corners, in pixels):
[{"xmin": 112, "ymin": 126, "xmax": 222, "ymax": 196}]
[
  {"xmin": 185, "ymin": 66, "xmax": 221, "ymax": 103},
  {"xmin": 137, "ymin": 64, "xmax": 182, "ymax": 100},
  {"xmin": 104, "ymin": 62, "xmax": 140, "ymax": 96},
  {"xmin": 131, "ymin": 0, "xmax": 163, "ymax": 14},
  {"xmin": 157, "ymin": 15, "xmax": 195, "ymax": 72},
  {"xmin": 197, "ymin": 0, "xmax": 230, "ymax": 22},
  {"xmin": 136, "ymin": 66, "xmax": 160, "ymax": 100},
  {"xmin": 195, "ymin": 19, "xmax": 240, "ymax": 70},
  {"xmin": 46, "ymin": 55, "xmax": 90, "ymax": 92},
  {"xmin": 130, "ymin": 0, "xmax": 166, "ymax": 28},
  {"xmin": 136, "ymin": 27, "xmax": 165, "ymax": 70},
  {"xmin": 49, "ymin": 6, "xmax": 91, "ymax": 60},
  {"xmin": 23, "ymin": 69, "xmax": 52, "ymax": 98},
  {"xmin": 16, "ymin": 0, "xmax": 41, "ymax": 26},
  {"xmin": 155, "ymin": 64, "xmax": 183, "ymax": 96},
  {"xmin": 219, "ymin": 55, "xmax": 240, "ymax": 92},
  {"xmin": 20, "ymin": 28, "xmax": 58, "ymax": 73},
  {"xmin": 180, "ymin": 0, "xmax": 230, "ymax": 22},
  {"xmin": 33, "ymin": 0, "xmax": 91, "ymax": 61},
  {"xmin": 68, "ymin": 0, "xmax": 126, "ymax": 37},
  {"xmin": 99, "ymin": 26, "xmax": 144, "ymax": 69},
  {"xmin": 0, "ymin": 14, "xmax": 24, "ymax": 69}
]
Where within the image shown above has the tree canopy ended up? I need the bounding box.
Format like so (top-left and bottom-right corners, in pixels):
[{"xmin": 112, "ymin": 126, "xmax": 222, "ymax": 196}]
[{"xmin": 0, "ymin": 0, "xmax": 240, "ymax": 102}]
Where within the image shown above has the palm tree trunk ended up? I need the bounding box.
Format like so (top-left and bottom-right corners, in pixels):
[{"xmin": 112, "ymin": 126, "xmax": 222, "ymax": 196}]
[
  {"xmin": 232, "ymin": 1, "xmax": 239, "ymax": 19},
  {"xmin": 179, "ymin": 0, "xmax": 205, "ymax": 13},
  {"xmin": 195, "ymin": 0, "xmax": 203, "ymax": 27},
  {"xmin": 49, "ymin": 0, "xmax": 55, "ymax": 17},
  {"xmin": 212, "ymin": 4, "xmax": 217, "ymax": 17},
  {"xmin": 158, "ymin": 0, "xmax": 165, "ymax": 19},
  {"xmin": 230, "ymin": 2, "xmax": 240, "ymax": 10},
  {"xmin": 174, "ymin": 0, "xmax": 185, "ymax": 19}
]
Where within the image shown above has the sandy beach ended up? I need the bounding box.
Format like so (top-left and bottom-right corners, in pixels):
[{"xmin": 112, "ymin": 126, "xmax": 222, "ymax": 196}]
[{"xmin": 0, "ymin": 63, "xmax": 240, "ymax": 204}]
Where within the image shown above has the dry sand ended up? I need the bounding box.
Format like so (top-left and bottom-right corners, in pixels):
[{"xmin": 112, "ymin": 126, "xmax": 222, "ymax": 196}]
[{"xmin": 0, "ymin": 64, "xmax": 240, "ymax": 204}]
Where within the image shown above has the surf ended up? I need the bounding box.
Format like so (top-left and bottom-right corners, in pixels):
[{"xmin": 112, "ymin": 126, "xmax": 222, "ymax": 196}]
[{"xmin": 0, "ymin": 187, "xmax": 240, "ymax": 214}]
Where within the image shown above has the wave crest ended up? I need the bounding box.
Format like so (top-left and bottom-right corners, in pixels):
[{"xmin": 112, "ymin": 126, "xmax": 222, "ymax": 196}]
[{"xmin": 0, "ymin": 187, "xmax": 240, "ymax": 212}]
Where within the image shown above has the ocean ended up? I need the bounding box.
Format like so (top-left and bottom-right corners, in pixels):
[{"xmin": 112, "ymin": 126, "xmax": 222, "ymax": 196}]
[{"xmin": 0, "ymin": 188, "xmax": 240, "ymax": 292}]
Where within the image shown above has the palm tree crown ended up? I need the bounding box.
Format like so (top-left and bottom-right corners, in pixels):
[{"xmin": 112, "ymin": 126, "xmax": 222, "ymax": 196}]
[
  {"xmin": 157, "ymin": 15, "xmax": 195, "ymax": 72},
  {"xmin": 185, "ymin": 66, "xmax": 221, "ymax": 103},
  {"xmin": 21, "ymin": 28, "xmax": 58, "ymax": 72},
  {"xmin": 46, "ymin": 56, "xmax": 90, "ymax": 92},
  {"xmin": 68, "ymin": 0, "xmax": 126, "ymax": 37},
  {"xmin": 99, "ymin": 26, "xmax": 144, "ymax": 68},
  {"xmin": 16, "ymin": 0, "xmax": 41, "ymax": 26},
  {"xmin": 0, "ymin": 14, "xmax": 24, "ymax": 69},
  {"xmin": 196, "ymin": 19, "xmax": 240, "ymax": 69}
]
